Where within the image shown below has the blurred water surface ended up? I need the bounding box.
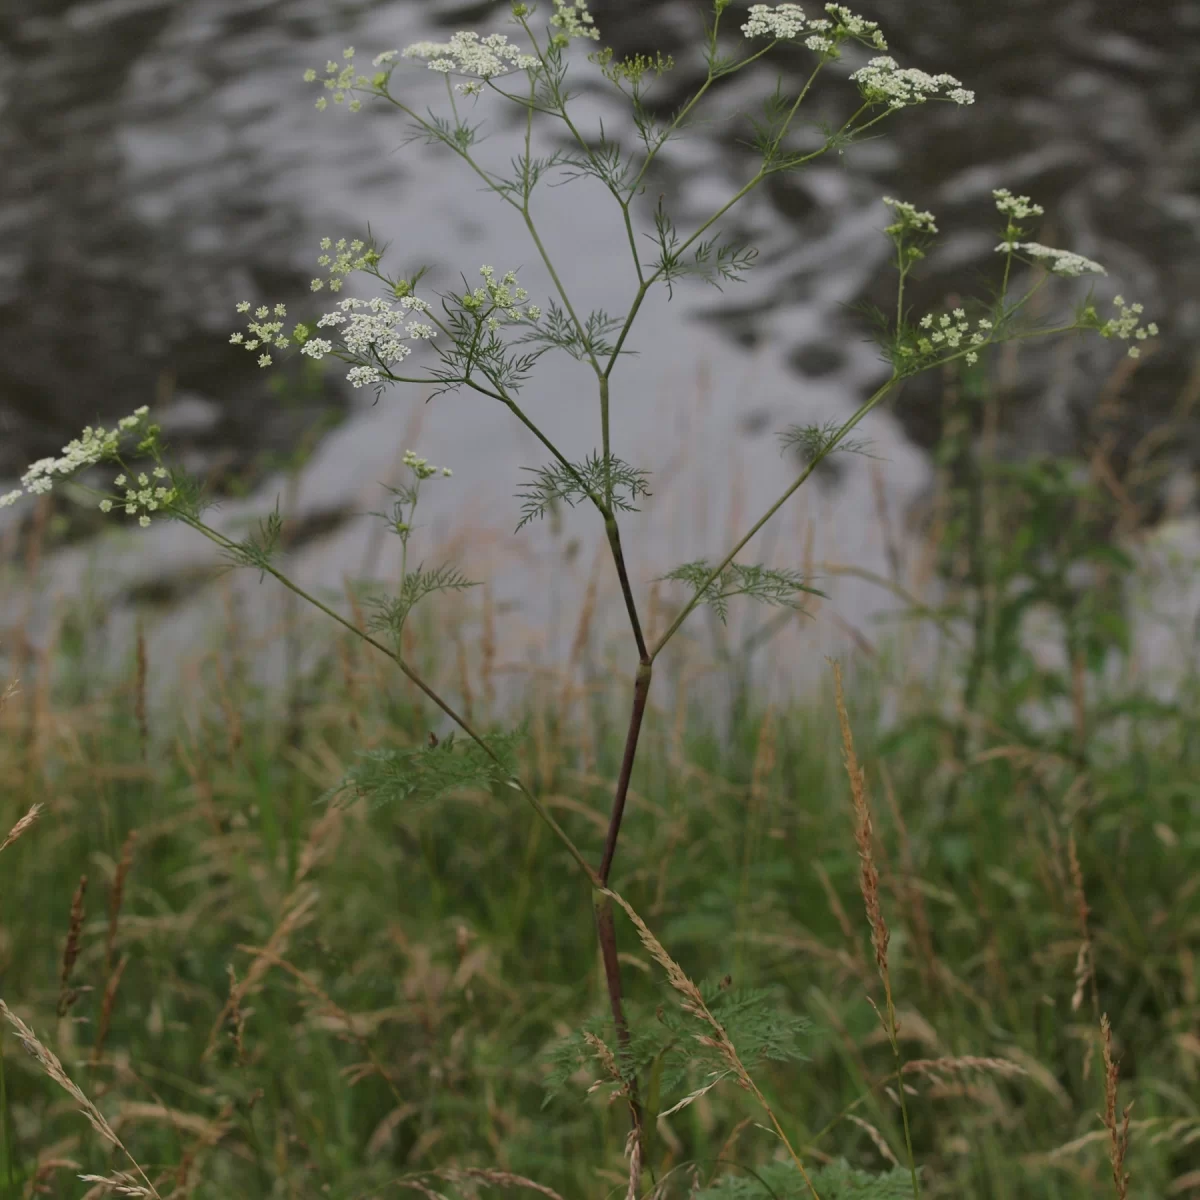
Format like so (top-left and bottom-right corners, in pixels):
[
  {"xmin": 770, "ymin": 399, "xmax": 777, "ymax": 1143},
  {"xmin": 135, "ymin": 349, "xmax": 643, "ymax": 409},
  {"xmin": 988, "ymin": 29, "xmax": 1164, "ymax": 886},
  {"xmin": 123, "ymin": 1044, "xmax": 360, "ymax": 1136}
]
[{"xmin": 1, "ymin": 0, "xmax": 1198, "ymax": 720}]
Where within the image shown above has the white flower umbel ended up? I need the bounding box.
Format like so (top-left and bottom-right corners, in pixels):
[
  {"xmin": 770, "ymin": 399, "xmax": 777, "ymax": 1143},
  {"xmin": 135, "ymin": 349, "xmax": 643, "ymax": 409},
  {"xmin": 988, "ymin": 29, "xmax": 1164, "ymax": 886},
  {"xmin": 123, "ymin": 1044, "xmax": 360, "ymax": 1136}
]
[
  {"xmin": 549, "ymin": 0, "xmax": 601, "ymax": 43},
  {"xmin": 310, "ymin": 236, "xmax": 380, "ymax": 294},
  {"xmin": 400, "ymin": 32, "xmax": 539, "ymax": 81},
  {"xmin": 742, "ymin": 4, "xmax": 808, "ymax": 40},
  {"xmin": 822, "ymin": 3, "xmax": 887, "ymax": 47},
  {"xmin": 304, "ymin": 46, "xmax": 374, "ymax": 113},
  {"xmin": 1, "ymin": 406, "xmax": 181, "ymax": 528},
  {"xmin": 989, "ymin": 188, "xmax": 1105, "ymax": 280},
  {"xmin": 992, "ymin": 188, "xmax": 1045, "ymax": 221},
  {"xmin": 849, "ymin": 56, "xmax": 974, "ymax": 109},
  {"xmin": 741, "ymin": 3, "xmax": 888, "ymax": 52},
  {"xmin": 882, "ymin": 196, "xmax": 938, "ymax": 236},
  {"xmin": 310, "ymin": 295, "xmax": 438, "ymax": 387},
  {"xmin": 994, "ymin": 240, "xmax": 1107, "ymax": 278},
  {"xmin": 1, "ymin": 408, "xmax": 147, "ymax": 505},
  {"xmin": 1096, "ymin": 295, "xmax": 1159, "ymax": 358},
  {"xmin": 401, "ymin": 449, "xmax": 453, "ymax": 481},
  {"xmin": 461, "ymin": 265, "xmax": 541, "ymax": 331},
  {"xmin": 903, "ymin": 309, "xmax": 995, "ymax": 367}
]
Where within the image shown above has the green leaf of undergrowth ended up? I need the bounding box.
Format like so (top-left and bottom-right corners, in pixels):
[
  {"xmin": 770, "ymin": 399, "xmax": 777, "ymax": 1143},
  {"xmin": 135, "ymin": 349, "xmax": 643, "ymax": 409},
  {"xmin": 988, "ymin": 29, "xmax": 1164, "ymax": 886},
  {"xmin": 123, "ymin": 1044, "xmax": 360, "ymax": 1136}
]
[
  {"xmin": 697, "ymin": 1159, "xmax": 917, "ymax": 1199},
  {"xmin": 542, "ymin": 979, "xmax": 809, "ymax": 1115}
]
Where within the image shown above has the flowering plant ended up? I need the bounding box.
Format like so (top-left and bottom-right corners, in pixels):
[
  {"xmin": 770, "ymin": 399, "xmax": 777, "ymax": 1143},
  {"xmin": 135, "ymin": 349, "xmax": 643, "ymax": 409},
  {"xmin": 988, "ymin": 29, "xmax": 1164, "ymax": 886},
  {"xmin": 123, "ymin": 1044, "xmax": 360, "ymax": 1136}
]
[{"xmin": 0, "ymin": 2, "xmax": 1159, "ymax": 1193}]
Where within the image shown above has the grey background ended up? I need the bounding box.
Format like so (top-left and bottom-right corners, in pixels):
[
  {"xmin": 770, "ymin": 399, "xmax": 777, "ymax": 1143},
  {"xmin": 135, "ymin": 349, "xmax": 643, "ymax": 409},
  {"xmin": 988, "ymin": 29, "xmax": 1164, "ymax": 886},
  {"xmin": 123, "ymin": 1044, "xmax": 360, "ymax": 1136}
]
[{"xmin": 1, "ymin": 0, "xmax": 1197, "ymax": 723}]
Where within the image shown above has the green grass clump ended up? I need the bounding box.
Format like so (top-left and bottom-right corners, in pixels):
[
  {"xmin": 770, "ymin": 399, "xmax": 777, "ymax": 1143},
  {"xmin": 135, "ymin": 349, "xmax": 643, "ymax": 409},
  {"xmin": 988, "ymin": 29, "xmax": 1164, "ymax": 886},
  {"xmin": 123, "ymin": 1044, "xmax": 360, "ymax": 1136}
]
[{"xmin": 2, "ymin": 375, "xmax": 1199, "ymax": 1200}]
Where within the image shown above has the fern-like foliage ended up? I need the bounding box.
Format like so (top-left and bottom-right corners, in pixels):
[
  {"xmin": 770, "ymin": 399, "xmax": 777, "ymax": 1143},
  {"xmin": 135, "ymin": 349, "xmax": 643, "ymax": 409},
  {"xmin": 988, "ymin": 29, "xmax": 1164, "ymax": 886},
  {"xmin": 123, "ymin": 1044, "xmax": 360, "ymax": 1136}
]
[
  {"xmin": 402, "ymin": 110, "xmax": 481, "ymax": 155},
  {"xmin": 221, "ymin": 502, "xmax": 284, "ymax": 582},
  {"xmin": 645, "ymin": 196, "xmax": 757, "ymax": 299},
  {"xmin": 320, "ymin": 726, "xmax": 526, "ymax": 811},
  {"xmin": 656, "ymin": 559, "xmax": 826, "ymax": 624},
  {"xmin": 697, "ymin": 1160, "xmax": 918, "ymax": 1199},
  {"xmin": 777, "ymin": 420, "xmax": 880, "ymax": 467},
  {"xmin": 365, "ymin": 564, "xmax": 479, "ymax": 646},
  {"xmin": 155, "ymin": 458, "xmax": 214, "ymax": 525},
  {"xmin": 425, "ymin": 298, "xmax": 547, "ymax": 399},
  {"xmin": 555, "ymin": 122, "xmax": 635, "ymax": 194},
  {"xmin": 490, "ymin": 148, "xmax": 575, "ymax": 202},
  {"xmin": 509, "ymin": 300, "xmax": 632, "ymax": 364},
  {"xmin": 515, "ymin": 452, "xmax": 652, "ymax": 531}
]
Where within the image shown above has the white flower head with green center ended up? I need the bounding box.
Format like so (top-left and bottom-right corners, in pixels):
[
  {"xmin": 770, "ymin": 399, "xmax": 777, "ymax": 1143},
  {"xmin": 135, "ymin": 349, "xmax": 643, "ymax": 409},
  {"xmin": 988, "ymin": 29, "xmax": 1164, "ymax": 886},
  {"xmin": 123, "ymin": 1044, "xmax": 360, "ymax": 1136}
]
[
  {"xmin": 401, "ymin": 31, "xmax": 539, "ymax": 81},
  {"xmin": 898, "ymin": 308, "xmax": 995, "ymax": 367},
  {"xmin": 310, "ymin": 235, "xmax": 378, "ymax": 293},
  {"xmin": 882, "ymin": 196, "xmax": 938, "ymax": 236},
  {"xmin": 742, "ymin": 4, "xmax": 888, "ymax": 52},
  {"xmin": 1096, "ymin": 295, "xmax": 1159, "ymax": 358},
  {"xmin": 550, "ymin": 0, "xmax": 600, "ymax": 42},
  {"xmin": 304, "ymin": 46, "xmax": 373, "ymax": 112},
  {"xmin": 822, "ymin": 2, "xmax": 887, "ymax": 47},
  {"xmin": 401, "ymin": 449, "xmax": 453, "ymax": 481},
  {"xmin": 992, "ymin": 188, "xmax": 1045, "ymax": 222},
  {"xmin": 849, "ymin": 55, "xmax": 974, "ymax": 109},
  {"xmin": 460, "ymin": 265, "xmax": 541, "ymax": 330}
]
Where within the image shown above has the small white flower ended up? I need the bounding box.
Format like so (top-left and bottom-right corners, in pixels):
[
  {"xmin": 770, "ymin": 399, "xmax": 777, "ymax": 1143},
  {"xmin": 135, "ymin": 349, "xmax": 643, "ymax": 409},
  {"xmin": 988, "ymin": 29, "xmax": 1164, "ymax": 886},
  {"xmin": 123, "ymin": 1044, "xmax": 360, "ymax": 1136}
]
[
  {"xmin": 258, "ymin": 353, "xmax": 272, "ymax": 367},
  {"xmin": 0, "ymin": 489, "xmax": 21, "ymax": 508},
  {"xmin": 139, "ymin": 515, "xmax": 151, "ymax": 528}
]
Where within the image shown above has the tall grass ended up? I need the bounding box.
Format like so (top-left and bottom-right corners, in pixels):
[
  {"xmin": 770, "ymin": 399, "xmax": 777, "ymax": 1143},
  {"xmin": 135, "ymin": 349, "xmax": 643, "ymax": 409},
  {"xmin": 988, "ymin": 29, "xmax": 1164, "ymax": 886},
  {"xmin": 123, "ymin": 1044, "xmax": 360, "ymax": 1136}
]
[{"xmin": 1, "ymin": 353, "xmax": 1199, "ymax": 1198}]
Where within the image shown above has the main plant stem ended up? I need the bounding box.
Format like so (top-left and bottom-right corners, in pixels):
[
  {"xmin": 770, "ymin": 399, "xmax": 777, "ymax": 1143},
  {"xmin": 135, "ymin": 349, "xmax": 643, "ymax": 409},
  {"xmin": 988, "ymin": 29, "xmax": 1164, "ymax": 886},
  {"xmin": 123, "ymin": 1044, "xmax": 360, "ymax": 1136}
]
[{"xmin": 594, "ymin": 513, "xmax": 653, "ymax": 1154}]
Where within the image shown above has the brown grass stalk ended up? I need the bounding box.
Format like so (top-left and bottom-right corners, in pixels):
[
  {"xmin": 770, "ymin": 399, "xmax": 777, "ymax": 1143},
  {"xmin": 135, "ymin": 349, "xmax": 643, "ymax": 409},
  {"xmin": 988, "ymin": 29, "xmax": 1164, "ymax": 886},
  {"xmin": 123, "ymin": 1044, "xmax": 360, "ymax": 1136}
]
[
  {"xmin": 58, "ymin": 874, "xmax": 88, "ymax": 1018},
  {"xmin": 106, "ymin": 831, "xmax": 137, "ymax": 976},
  {"xmin": 0, "ymin": 800, "xmax": 42, "ymax": 855},
  {"xmin": 1068, "ymin": 831, "xmax": 1099, "ymax": 1022},
  {"xmin": 1101, "ymin": 1014, "xmax": 1132, "ymax": 1200},
  {"xmin": 91, "ymin": 953, "xmax": 130, "ymax": 1067},
  {"xmin": 831, "ymin": 657, "xmax": 920, "ymax": 1198},
  {"xmin": 1, "ymin": 1000, "xmax": 161, "ymax": 1198}
]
